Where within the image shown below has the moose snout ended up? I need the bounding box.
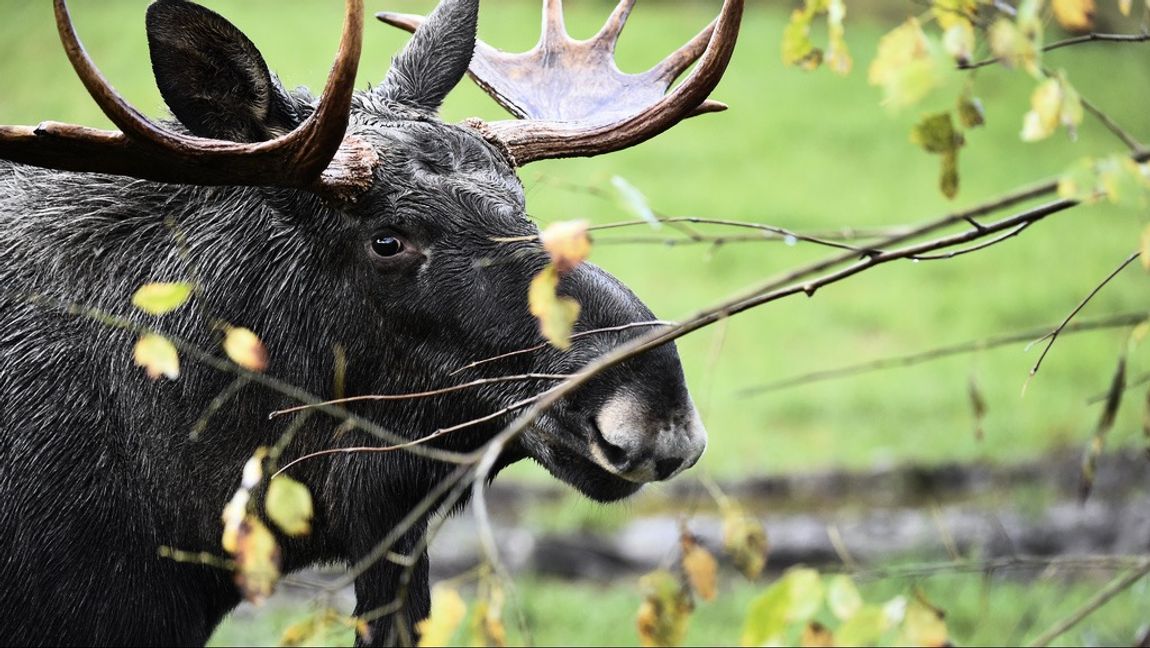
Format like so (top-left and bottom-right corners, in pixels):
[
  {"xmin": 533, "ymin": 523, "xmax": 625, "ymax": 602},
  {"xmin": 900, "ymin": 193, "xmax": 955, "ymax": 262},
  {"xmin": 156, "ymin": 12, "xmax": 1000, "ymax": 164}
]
[{"xmin": 587, "ymin": 392, "xmax": 707, "ymax": 483}]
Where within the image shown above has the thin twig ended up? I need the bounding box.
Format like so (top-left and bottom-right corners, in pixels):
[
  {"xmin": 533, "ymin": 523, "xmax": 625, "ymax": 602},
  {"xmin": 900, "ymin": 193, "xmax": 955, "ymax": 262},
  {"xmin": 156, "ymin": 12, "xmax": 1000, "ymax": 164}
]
[
  {"xmin": 272, "ymin": 390, "xmax": 549, "ymax": 478},
  {"xmin": 909, "ymin": 221, "xmax": 1034, "ymax": 260},
  {"xmin": 1026, "ymin": 252, "xmax": 1141, "ymax": 386},
  {"xmin": 449, "ymin": 320, "xmax": 674, "ymax": 376},
  {"xmin": 1025, "ymin": 558, "xmax": 1150, "ymax": 647},
  {"xmin": 1079, "ymin": 95, "xmax": 1146, "ymax": 153},
  {"xmin": 267, "ymin": 373, "xmax": 570, "ymax": 419},
  {"xmin": 833, "ymin": 554, "xmax": 1150, "ymax": 581},
  {"xmin": 959, "ymin": 32, "xmax": 1150, "ymax": 70},
  {"xmin": 739, "ymin": 312, "xmax": 1149, "ymax": 397}
]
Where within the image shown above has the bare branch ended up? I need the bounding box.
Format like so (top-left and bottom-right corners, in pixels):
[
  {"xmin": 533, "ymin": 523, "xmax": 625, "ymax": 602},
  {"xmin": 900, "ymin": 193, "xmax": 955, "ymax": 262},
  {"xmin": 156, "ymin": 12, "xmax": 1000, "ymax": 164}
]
[
  {"xmin": 1026, "ymin": 558, "xmax": 1150, "ymax": 647},
  {"xmin": 1026, "ymin": 252, "xmax": 1141, "ymax": 384},
  {"xmin": 738, "ymin": 312, "xmax": 1149, "ymax": 397},
  {"xmin": 959, "ymin": 32, "xmax": 1150, "ymax": 71},
  {"xmin": 268, "ymin": 373, "xmax": 570, "ymax": 418}
]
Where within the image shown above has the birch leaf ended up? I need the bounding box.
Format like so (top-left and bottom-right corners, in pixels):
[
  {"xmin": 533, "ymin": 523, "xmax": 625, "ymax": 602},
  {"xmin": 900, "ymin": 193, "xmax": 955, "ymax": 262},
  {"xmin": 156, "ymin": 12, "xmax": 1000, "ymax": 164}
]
[
  {"xmin": 134, "ymin": 333, "xmax": 180, "ymax": 381},
  {"xmin": 132, "ymin": 282, "xmax": 194, "ymax": 316}
]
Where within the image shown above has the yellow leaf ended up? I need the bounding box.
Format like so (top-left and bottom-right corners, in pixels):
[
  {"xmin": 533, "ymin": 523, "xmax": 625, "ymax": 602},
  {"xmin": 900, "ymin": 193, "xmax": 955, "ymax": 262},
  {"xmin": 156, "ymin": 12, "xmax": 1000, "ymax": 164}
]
[
  {"xmin": 266, "ymin": 475, "xmax": 314, "ymax": 537},
  {"xmin": 637, "ymin": 570, "xmax": 692, "ymax": 648},
  {"xmin": 898, "ymin": 591, "xmax": 949, "ymax": 647},
  {"xmin": 540, "ymin": 220, "xmax": 592, "ymax": 273},
  {"xmin": 133, "ymin": 333, "xmax": 180, "ymax": 380},
  {"xmin": 1021, "ymin": 78, "xmax": 1062, "ymax": 142},
  {"xmin": 721, "ymin": 504, "xmax": 768, "ymax": 579},
  {"xmin": 988, "ymin": 19, "xmax": 1039, "ymax": 74},
  {"xmin": 470, "ymin": 582, "xmax": 507, "ymax": 648},
  {"xmin": 528, "ymin": 264, "xmax": 581, "ymax": 350},
  {"xmin": 417, "ymin": 585, "xmax": 467, "ymax": 648},
  {"xmin": 867, "ymin": 19, "xmax": 940, "ymax": 109},
  {"xmin": 827, "ymin": 574, "xmax": 863, "ymax": 620},
  {"xmin": 131, "ymin": 282, "xmax": 194, "ymax": 316},
  {"xmin": 942, "ymin": 21, "xmax": 975, "ymax": 65},
  {"xmin": 1053, "ymin": 0, "xmax": 1094, "ymax": 31},
  {"xmin": 279, "ymin": 615, "xmax": 320, "ymax": 647},
  {"xmin": 1120, "ymin": 0, "xmax": 1132, "ymax": 15},
  {"xmin": 932, "ymin": 0, "xmax": 978, "ymax": 29},
  {"xmin": 1140, "ymin": 224, "xmax": 1150, "ymax": 271},
  {"xmin": 826, "ymin": 0, "xmax": 852, "ymax": 75},
  {"xmin": 220, "ymin": 489, "xmax": 250, "ymax": 554},
  {"xmin": 801, "ymin": 621, "xmax": 835, "ymax": 647},
  {"xmin": 680, "ymin": 534, "xmax": 719, "ymax": 601},
  {"xmin": 224, "ymin": 326, "xmax": 268, "ymax": 373},
  {"xmin": 232, "ymin": 516, "xmax": 280, "ymax": 604}
]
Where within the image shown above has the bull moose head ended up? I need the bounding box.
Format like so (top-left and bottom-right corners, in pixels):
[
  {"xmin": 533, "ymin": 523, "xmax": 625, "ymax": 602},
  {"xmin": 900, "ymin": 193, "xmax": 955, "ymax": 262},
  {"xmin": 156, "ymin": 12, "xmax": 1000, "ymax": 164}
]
[{"xmin": 0, "ymin": 0, "xmax": 742, "ymax": 644}]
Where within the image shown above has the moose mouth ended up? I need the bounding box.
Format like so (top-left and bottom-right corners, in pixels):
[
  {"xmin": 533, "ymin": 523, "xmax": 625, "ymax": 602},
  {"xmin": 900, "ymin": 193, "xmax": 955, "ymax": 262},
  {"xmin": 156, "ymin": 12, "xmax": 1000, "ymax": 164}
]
[{"xmin": 524, "ymin": 416, "xmax": 646, "ymax": 503}]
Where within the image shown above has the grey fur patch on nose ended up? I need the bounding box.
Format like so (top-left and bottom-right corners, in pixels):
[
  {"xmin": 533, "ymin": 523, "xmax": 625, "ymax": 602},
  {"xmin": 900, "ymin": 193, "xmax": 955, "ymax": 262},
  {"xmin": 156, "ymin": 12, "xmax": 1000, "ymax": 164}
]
[{"xmin": 589, "ymin": 392, "xmax": 707, "ymax": 483}]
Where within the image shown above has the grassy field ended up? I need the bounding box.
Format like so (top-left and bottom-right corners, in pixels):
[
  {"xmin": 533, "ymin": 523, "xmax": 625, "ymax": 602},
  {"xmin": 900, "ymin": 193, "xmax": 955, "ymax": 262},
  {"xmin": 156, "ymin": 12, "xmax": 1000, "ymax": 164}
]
[
  {"xmin": 3, "ymin": 0, "xmax": 1148, "ymax": 479},
  {"xmin": 3, "ymin": 1, "xmax": 1149, "ymax": 645},
  {"xmin": 209, "ymin": 569, "xmax": 1150, "ymax": 646}
]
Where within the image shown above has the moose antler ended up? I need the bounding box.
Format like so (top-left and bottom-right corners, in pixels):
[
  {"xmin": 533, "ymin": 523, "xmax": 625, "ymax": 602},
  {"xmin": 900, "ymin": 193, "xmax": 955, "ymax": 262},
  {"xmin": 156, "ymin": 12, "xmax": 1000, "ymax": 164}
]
[
  {"xmin": 378, "ymin": 0, "xmax": 743, "ymax": 165},
  {"xmin": 0, "ymin": 0, "xmax": 373, "ymax": 199}
]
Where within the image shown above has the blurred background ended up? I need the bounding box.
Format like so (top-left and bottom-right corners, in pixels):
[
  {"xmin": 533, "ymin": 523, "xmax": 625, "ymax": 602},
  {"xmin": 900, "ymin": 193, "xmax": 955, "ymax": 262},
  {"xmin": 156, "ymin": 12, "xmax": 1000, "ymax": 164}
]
[{"xmin": 3, "ymin": 0, "xmax": 1148, "ymax": 645}]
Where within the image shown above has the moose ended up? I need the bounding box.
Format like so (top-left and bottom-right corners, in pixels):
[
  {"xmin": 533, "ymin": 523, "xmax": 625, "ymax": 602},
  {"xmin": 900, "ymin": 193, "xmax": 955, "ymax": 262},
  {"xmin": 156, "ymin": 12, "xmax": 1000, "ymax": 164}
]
[{"xmin": 0, "ymin": 0, "xmax": 741, "ymax": 644}]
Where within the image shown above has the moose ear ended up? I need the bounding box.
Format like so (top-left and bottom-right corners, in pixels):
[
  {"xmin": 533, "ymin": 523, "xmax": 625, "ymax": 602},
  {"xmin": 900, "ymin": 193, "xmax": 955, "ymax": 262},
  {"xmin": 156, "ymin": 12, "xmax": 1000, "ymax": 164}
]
[
  {"xmin": 379, "ymin": 0, "xmax": 478, "ymax": 113},
  {"xmin": 146, "ymin": 0, "xmax": 300, "ymax": 143}
]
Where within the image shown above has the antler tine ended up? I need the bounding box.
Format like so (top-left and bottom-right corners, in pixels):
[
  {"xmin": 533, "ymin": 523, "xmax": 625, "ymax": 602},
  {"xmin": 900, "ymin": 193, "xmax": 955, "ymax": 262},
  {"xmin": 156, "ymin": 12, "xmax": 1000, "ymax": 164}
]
[
  {"xmin": 646, "ymin": 19, "xmax": 715, "ymax": 86},
  {"xmin": 278, "ymin": 0, "xmax": 365, "ymax": 180},
  {"xmin": 52, "ymin": 0, "xmax": 363, "ymax": 187},
  {"xmin": 592, "ymin": 0, "xmax": 638, "ymax": 50},
  {"xmin": 488, "ymin": 0, "xmax": 743, "ymax": 164},
  {"xmin": 541, "ymin": 0, "xmax": 569, "ymax": 45},
  {"xmin": 52, "ymin": 0, "xmax": 184, "ymax": 151}
]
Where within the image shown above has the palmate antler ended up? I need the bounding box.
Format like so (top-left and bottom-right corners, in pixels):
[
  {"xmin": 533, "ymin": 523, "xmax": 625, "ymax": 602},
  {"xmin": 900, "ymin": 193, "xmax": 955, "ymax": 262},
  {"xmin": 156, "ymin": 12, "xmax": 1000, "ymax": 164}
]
[
  {"xmin": 379, "ymin": 0, "xmax": 744, "ymax": 165},
  {"xmin": 0, "ymin": 0, "xmax": 373, "ymax": 198}
]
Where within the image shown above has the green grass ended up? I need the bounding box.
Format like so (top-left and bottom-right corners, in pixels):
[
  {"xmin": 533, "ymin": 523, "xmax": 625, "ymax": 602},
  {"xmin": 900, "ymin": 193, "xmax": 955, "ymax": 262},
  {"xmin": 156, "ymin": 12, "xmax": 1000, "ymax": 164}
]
[
  {"xmin": 209, "ymin": 569, "xmax": 1150, "ymax": 646},
  {"xmin": 6, "ymin": 2, "xmax": 1149, "ymax": 646},
  {"xmin": 3, "ymin": 1, "xmax": 1149, "ymax": 477}
]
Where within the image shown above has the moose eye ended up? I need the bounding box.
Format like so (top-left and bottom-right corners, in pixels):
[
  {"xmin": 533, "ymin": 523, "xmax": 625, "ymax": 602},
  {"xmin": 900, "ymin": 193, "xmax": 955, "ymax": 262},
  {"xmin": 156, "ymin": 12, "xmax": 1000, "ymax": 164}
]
[{"xmin": 370, "ymin": 235, "xmax": 405, "ymax": 258}]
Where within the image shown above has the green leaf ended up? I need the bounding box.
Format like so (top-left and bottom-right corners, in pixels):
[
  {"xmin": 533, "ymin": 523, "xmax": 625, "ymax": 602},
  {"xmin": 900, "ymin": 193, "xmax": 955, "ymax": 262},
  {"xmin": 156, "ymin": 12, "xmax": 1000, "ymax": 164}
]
[
  {"xmin": 836, "ymin": 605, "xmax": 890, "ymax": 646},
  {"xmin": 911, "ymin": 112, "xmax": 964, "ymax": 199},
  {"xmin": 266, "ymin": 475, "xmax": 314, "ymax": 537},
  {"xmin": 610, "ymin": 176, "xmax": 660, "ymax": 229},
  {"xmin": 782, "ymin": 8, "xmax": 822, "ymax": 70},
  {"xmin": 957, "ymin": 93, "xmax": 985, "ymax": 129},
  {"xmin": 827, "ymin": 574, "xmax": 863, "ymax": 621},
  {"xmin": 131, "ymin": 282, "xmax": 194, "ymax": 316},
  {"xmin": 740, "ymin": 568, "xmax": 824, "ymax": 646}
]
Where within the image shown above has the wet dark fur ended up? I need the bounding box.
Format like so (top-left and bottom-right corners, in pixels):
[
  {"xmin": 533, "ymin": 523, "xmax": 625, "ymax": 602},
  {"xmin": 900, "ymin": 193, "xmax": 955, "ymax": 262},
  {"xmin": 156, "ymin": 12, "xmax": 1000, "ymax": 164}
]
[{"xmin": 0, "ymin": 1, "xmax": 692, "ymax": 646}]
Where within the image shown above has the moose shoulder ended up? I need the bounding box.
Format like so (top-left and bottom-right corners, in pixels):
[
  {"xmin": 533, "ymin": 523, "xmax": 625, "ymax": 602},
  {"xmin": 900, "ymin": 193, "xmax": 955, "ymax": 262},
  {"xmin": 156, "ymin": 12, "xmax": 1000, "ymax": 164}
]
[{"xmin": 0, "ymin": 0, "xmax": 742, "ymax": 645}]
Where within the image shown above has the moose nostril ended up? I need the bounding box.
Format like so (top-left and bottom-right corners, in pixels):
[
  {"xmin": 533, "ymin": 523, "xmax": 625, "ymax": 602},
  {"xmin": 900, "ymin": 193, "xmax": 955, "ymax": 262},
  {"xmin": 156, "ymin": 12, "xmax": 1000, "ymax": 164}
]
[
  {"xmin": 589, "ymin": 417, "xmax": 630, "ymax": 467},
  {"xmin": 654, "ymin": 457, "xmax": 684, "ymax": 480}
]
